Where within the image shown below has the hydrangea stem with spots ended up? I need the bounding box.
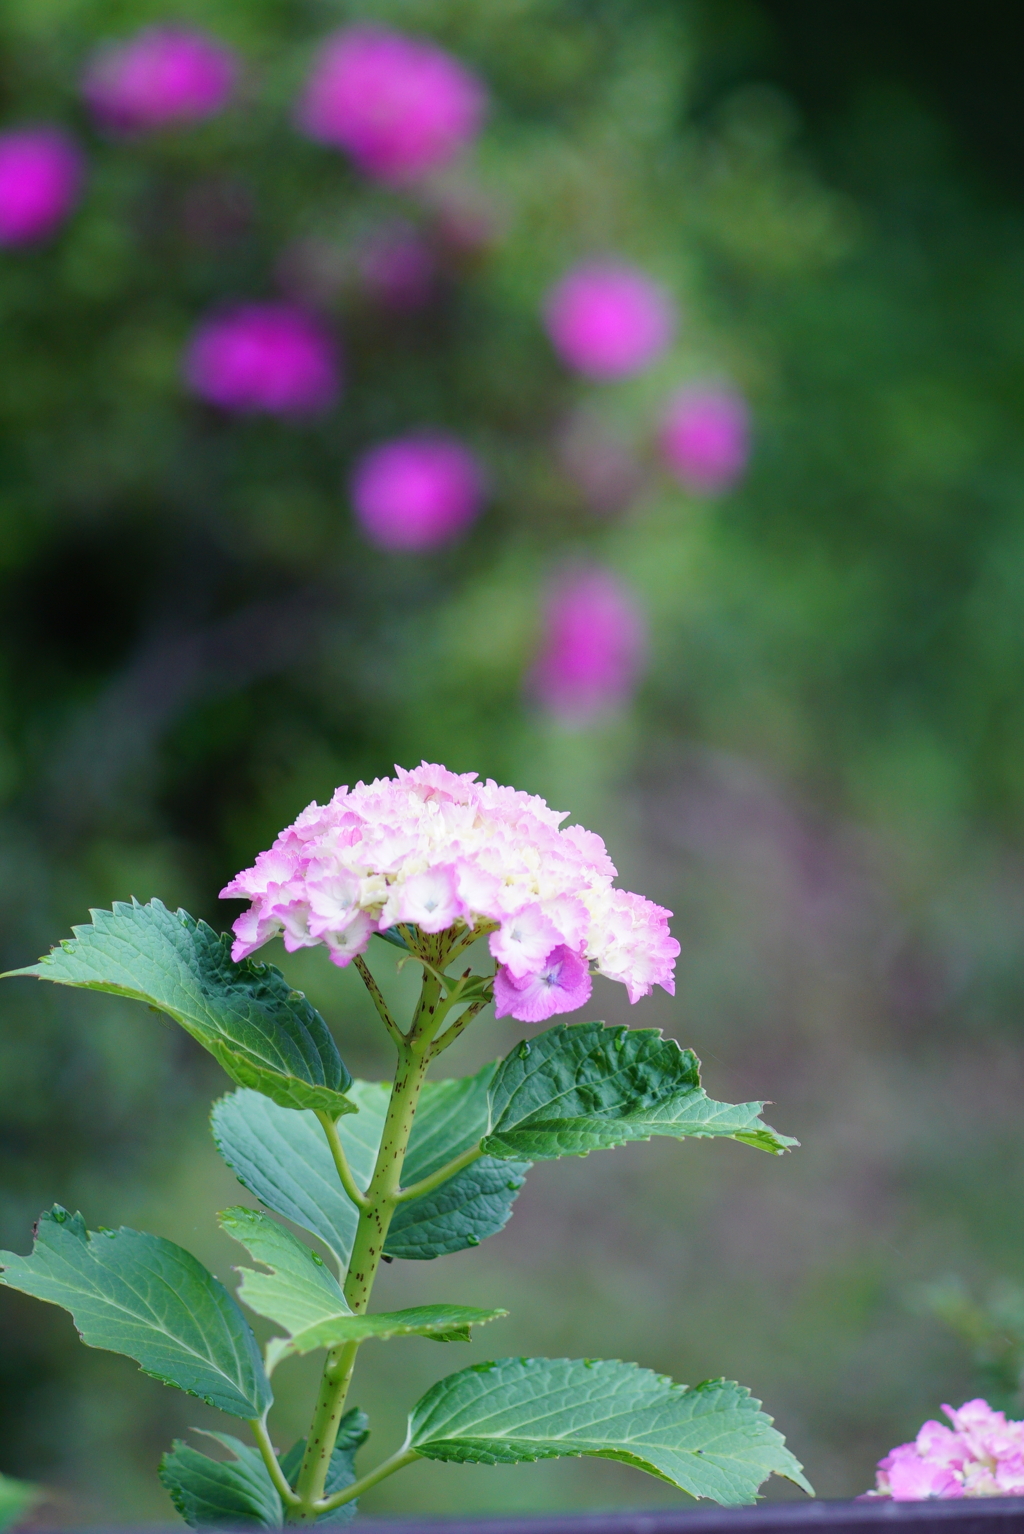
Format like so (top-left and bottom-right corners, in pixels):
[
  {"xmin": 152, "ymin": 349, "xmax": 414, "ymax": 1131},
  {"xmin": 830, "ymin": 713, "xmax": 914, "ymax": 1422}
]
[{"xmin": 293, "ymin": 949, "xmax": 473, "ymax": 1519}]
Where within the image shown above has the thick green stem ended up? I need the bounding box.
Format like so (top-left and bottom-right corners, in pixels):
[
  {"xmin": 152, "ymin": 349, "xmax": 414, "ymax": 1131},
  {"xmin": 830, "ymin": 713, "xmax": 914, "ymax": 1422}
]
[{"xmin": 289, "ymin": 971, "xmax": 443, "ymax": 1521}]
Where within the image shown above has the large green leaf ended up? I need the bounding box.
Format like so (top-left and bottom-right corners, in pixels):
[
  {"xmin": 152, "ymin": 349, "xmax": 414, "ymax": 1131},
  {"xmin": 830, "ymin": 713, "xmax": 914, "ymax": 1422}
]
[
  {"xmin": 481, "ymin": 1023, "xmax": 795, "ymax": 1160},
  {"xmin": 212, "ymin": 1091, "xmax": 360, "ymax": 1268},
  {"xmin": 160, "ymin": 1433, "xmax": 283, "ymax": 1529},
  {"xmin": 0, "ymin": 1472, "xmax": 38, "ymax": 1533},
  {"xmin": 4, "ymin": 900, "xmax": 353, "ymax": 1116},
  {"xmin": 0, "ymin": 1208, "xmax": 271, "ymax": 1418},
  {"xmin": 279, "ymin": 1409, "xmax": 368, "ymax": 1525},
  {"xmin": 220, "ymin": 1207, "xmax": 504, "ymax": 1367},
  {"xmin": 212, "ymin": 1069, "xmax": 529, "ymax": 1265},
  {"xmin": 406, "ymin": 1357, "xmax": 812, "ymax": 1505}
]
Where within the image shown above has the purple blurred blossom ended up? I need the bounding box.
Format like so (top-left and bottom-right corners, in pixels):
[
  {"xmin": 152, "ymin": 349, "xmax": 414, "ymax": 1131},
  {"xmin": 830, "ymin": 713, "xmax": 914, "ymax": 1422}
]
[
  {"xmin": 531, "ymin": 568, "xmax": 647, "ymax": 721},
  {"xmin": 351, "ymin": 434, "xmax": 485, "ymax": 551},
  {"xmin": 659, "ymin": 385, "xmax": 751, "ymax": 495},
  {"xmin": 544, "ymin": 262, "xmax": 675, "ymax": 380},
  {"xmin": 0, "ymin": 127, "xmax": 84, "ymax": 246},
  {"xmin": 82, "ymin": 26, "xmax": 237, "ymax": 134},
  {"xmin": 355, "ymin": 220, "xmax": 435, "ymax": 310},
  {"xmin": 295, "ymin": 25, "xmax": 487, "ymax": 186},
  {"xmin": 183, "ymin": 303, "xmax": 340, "ymax": 416}
]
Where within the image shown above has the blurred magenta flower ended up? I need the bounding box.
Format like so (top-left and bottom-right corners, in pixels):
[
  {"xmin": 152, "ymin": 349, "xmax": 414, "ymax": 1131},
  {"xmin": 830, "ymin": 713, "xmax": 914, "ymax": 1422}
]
[
  {"xmin": 352, "ymin": 434, "xmax": 485, "ymax": 551},
  {"xmin": 82, "ymin": 26, "xmax": 237, "ymax": 134},
  {"xmin": 531, "ymin": 568, "xmax": 647, "ymax": 721},
  {"xmin": 0, "ymin": 127, "xmax": 84, "ymax": 246},
  {"xmin": 659, "ymin": 385, "xmax": 750, "ymax": 494},
  {"xmin": 183, "ymin": 303, "xmax": 340, "ymax": 416},
  {"xmin": 295, "ymin": 25, "xmax": 487, "ymax": 185},
  {"xmin": 544, "ymin": 262, "xmax": 675, "ymax": 380},
  {"xmin": 355, "ymin": 221, "xmax": 435, "ymax": 311}
]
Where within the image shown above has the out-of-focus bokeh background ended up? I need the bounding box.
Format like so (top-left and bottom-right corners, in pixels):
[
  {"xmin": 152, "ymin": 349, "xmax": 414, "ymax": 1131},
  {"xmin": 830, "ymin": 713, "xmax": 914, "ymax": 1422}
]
[{"xmin": 4, "ymin": 0, "xmax": 1024, "ymax": 1520}]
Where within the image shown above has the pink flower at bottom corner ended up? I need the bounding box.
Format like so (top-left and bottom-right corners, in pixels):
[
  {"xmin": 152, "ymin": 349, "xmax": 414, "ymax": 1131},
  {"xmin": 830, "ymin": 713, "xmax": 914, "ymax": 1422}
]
[
  {"xmin": 880, "ymin": 1445, "xmax": 964, "ymax": 1501},
  {"xmin": 493, "ymin": 945, "xmax": 592, "ymax": 1023}
]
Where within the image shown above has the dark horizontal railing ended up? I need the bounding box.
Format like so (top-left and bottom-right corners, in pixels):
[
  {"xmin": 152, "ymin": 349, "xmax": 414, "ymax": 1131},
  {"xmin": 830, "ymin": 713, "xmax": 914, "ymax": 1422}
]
[
  {"xmin": 34, "ymin": 1501, "xmax": 1024, "ymax": 1534},
  {"xmin": 361, "ymin": 1502, "xmax": 1024, "ymax": 1534}
]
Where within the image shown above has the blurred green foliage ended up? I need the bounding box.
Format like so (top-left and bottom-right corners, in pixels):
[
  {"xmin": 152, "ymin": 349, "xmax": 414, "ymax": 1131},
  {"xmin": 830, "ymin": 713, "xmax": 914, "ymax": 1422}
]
[{"xmin": 3, "ymin": 0, "xmax": 1024, "ymax": 1521}]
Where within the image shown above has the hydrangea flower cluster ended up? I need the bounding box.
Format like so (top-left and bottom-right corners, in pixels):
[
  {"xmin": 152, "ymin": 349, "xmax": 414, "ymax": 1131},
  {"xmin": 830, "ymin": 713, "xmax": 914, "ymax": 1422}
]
[
  {"xmin": 659, "ymin": 386, "xmax": 750, "ymax": 496},
  {"xmin": 82, "ymin": 26, "xmax": 237, "ymax": 134},
  {"xmin": 531, "ymin": 568, "xmax": 647, "ymax": 721},
  {"xmin": 296, "ymin": 25, "xmax": 487, "ymax": 185},
  {"xmin": 183, "ymin": 303, "xmax": 340, "ymax": 417},
  {"xmin": 351, "ymin": 434, "xmax": 485, "ymax": 550},
  {"xmin": 868, "ymin": 1400, "xmax": 1024, "ymax": 1500},
  {"xmin": 0, "ymin": 127, "xmax": 84, "ymax": 246},
  {"xmin": 221, "ymin": 762, "xmax": 679, "ymax": 1023},
  {"xmin": 544, "ymin": 262, "xmax": 675, "ymax": 380}
]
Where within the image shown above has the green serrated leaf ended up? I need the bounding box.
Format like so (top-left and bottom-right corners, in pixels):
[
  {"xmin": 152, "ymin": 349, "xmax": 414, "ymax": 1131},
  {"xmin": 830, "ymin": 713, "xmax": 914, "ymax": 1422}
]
[
  {"xmin": 4, "ymin": 899, "xmax": 353, "ymax": 1116},
  {"xmin": 280, "ymin": 1410, "xmax": 368, "ymax": 1525},
  {"xmin": 0, "ymin": 1472, "xmax": 38, "ymax": 1533},
  {"xmin": 212, "ymin": 1067, "xmax": 529, "ymax": 1265},
  {"xmin": 220, "ymin": 1208, "xmax": 504, "ymax": 1368},
  {"xmin": 219, "ymin": 1207, "xmax": 351, "ymax": 1338},
  {"xmin": 160, "ymin": 1434, "xmax": 282, "ymax": 1529},
  {"xmin": 212, "ymin": 1091, "xmax": 361, "ymax": 1269},
  {"xmin": 406, "ymin": 1357, "xmax": 812, "ymax": 1505},
  {"xmin": 0, "ymin": 1207, "xmax": 271, "ymax": 1418},
  {"xmin": 481, "ymin": 1022, "xmax": 795, "ymax": 1160}
]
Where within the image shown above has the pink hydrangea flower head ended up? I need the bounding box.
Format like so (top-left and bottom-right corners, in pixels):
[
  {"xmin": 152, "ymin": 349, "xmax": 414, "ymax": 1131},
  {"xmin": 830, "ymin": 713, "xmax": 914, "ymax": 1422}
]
[
  {"xmin": 295, "ymin": 25, "xmax": 487, "ymax": 185},
  {"xmin": 866, "ymin": 1400, "xmax": 1024, "ymax": 1500},
  {"xmin": 351, "ymin": 434, "xmax": 485, "ymax": 551},
  {"xmin": 82, "ymin": 26, "xmax": 237, "ymax": 134},
  {"xmin": 659, "ymin": 385, "xmax": 751, "ymax": 495},
  {"xmin": 544, "ymin": 262, "xmax": 675, "ymax": 380},
  {"xmin": 183, "ymin": 303, "xmax": 340, "ymax": 416},
  {"xmin": 220, "ymin": 761, "xmax": 679, "ymax": 1023},
  {"xmin": 0, "ymin": 127, "xmax": 85, "ymax": 246},
  {"xmin": 530, "ymin": 568, "xmax": 647, "ymax": 722},
  {"xmin": 355, "ymin": 220, "xmax": 435, "ymax": 311}
]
